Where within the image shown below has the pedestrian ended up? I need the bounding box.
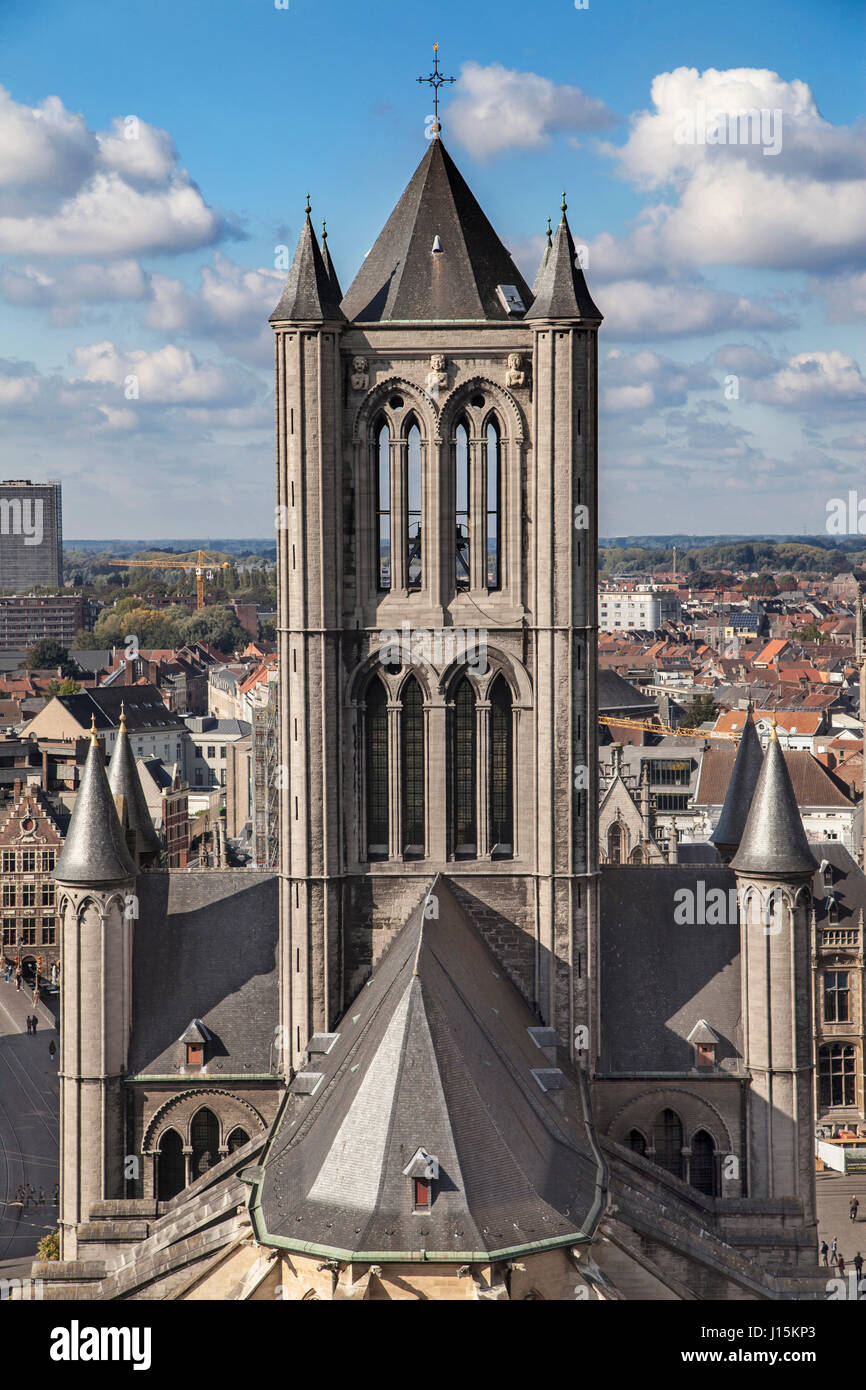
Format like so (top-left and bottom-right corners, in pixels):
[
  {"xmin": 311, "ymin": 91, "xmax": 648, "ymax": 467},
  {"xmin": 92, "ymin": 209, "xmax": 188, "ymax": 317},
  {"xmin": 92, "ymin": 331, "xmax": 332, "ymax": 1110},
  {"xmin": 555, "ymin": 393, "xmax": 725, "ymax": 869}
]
[
  {"xmin": 38, "ymin": 1187, "xmax": 45, "ymax": 1207},
  {"xmin": 854, "ymin": 1251, "xmax": 863, "ymax": 1279},
  {"xmin": 16, "ymin": 1184, "xmax": 24, "ymax": 1205},
  {"xmin": 15, "ymin": 970, "xmax": 21, "ymax": 991},
  {"xmin": 25, "ymin": 1184, "xmax": 34, "ymax": 1208},
  {"xmin": 851, "ymin": 1195, "xmax": 860, "ymax": 1221},
  {"xmin": 24, "ymin": 1014, "xmax": 30, "ymax": 1034},
  {"xmin": 32, "ymin": 1013, "xmax": 38, "ymax": 1033},
  {"xmin": 821, "ymin": 1239, "xmax": 829, "ymax": 1266},
  {"xmin": 831, "ymin": 1236, "xmax": 838, "ymax": 1259},
  {"xmin": 48, "ymin": 1040, "xmax": 56, "ymax": 1061},
  {"xmin": 839, "ymin": 1254, "xmax": 847, "ymax": 1278}
]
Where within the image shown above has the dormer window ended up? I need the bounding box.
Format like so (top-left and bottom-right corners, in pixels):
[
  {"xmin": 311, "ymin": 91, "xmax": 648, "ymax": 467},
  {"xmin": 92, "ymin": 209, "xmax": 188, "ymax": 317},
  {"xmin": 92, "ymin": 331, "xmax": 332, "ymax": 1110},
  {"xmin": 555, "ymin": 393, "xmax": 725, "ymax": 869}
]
[
  {"xmin": 696, "ymin": 1043, "xmax": 716, "ymax": 1068},
  {"xmin": 186, "ymin": 1043, "xmax": 203, "ymax": 1068},
  {"xmin": 179, "ymin": 1018, "xmax": 210, "ymax": 1070},
  {"xmin": 403, "ymin": 1147, "xmax": 439, "ymax": 1212},
  {"xmin": 687, "ymin": 1019, "xmax": 719, "ymax": 1070}
]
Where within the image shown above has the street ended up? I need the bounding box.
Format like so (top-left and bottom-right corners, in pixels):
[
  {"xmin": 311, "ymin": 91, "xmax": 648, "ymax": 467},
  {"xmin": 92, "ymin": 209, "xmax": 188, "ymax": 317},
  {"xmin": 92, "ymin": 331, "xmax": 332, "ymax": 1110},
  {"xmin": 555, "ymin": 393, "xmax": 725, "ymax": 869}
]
[{"xmin": 0, "ymin": 978, "xmax": 59, "ymax": 1280}]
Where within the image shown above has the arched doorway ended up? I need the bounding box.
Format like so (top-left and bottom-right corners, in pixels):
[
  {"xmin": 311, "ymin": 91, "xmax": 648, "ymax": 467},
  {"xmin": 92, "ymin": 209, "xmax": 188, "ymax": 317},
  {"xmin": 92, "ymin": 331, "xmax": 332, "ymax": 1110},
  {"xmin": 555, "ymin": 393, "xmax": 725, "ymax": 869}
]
[{"xmin": 156, "ymin": 1129, "xmax": 185, "ymax": 1201}]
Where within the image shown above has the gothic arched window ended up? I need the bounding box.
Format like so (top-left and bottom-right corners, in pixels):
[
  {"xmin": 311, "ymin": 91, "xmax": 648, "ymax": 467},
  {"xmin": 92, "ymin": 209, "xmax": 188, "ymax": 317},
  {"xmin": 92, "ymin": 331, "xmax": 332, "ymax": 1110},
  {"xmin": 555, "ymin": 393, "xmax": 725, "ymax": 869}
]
[
  {"xmin": 365, "ymin": 677, "xmax": 389, "ymax": 861},
  {"xmin": 690, "ymin": 1130, "xmax": 717, "ymax": 1196},
  {"xmin": 452, "ymin": 677, "xmax": 476, "ymax": 857},
  {"xmin": 157, "ymin": 1128, "xmax": 185, "ymax": 1201},
  {"xmin": 375, "ymin": 419, "xmax": 390, "ymax": 591},
  {"xmin": 406, "ymin": 419, "xmax": 422, "ymax": 590},
  {"xmin": 227, "ymin": 1127, "xmax": 250, "ymax": 1154},
  {"xmin": 455, "ymin": 420, "xmax": 470, "ymax": 590},
  {"xmin": 652, "ymin": 1109, "xmax": 684, "ymax": 1179},
  {"xmin": 401, "ymin": 676, "xmax": 425, "ymax": 857},
  {"xmin": 490, "ymin": 675, "xmax": 513, "ymax": 857},
  {"xmin": 190, "ymin": 1107, "xmax": 220, "ymax": 1181},
  {"xmin": 628, "ymin": 1128, "xmax": 647, "ymax": 1157},
  {"xmin": 486, "ymin": 419, "xmax": 501, "ymax": 590},
  {"xmin": 607, "ymin": 822, "xmax": 624, "ymax": 864}
]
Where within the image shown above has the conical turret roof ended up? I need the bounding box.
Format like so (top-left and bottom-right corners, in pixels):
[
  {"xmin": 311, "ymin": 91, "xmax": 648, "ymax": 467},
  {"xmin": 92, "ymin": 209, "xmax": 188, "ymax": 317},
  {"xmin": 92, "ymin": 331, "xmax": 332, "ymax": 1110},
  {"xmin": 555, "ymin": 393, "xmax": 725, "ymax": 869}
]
[
  {"xmin": 108, "ymin": 709, "xmax": 161, "ymax": 862},
  {"xmin": 340, "ymin": 136, "xmax": 532, "ymax": 323},
  {"xmin": 710, "ymin": 715, "xmax": 763, "ymax": 858},
  {"xmin": 525, "ymin": 200, "xmax": 602, "ymax": 322},
  {"xmin": 55, "ymin": 721, "xmax": 136, "ymax": 885},
  {"xmin": 731, "ymin": 726, "xmax": 818, "ymax": 878},
  {"xmin": 319, "ymin": 221, "xmax": 343, "ymax": 304},
  {"xmin": 269, "ymin": 202, "xmax": 346, "ymax": 323}
]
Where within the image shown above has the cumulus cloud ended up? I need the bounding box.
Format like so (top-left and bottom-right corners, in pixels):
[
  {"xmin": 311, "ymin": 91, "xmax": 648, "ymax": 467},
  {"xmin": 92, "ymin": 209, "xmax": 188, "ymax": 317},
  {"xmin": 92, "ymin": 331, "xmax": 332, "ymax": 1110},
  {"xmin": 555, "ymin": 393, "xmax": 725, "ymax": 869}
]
[
  {"xmin": 600, "ymin": 279, "xmax": 795, "ymax": 338},
  {"xmin": 71, "ymin": 340, "xmax": 257, "ymax": 407},
  {"xmin": 600, "ymin": 68, "xmax": 866, "ymax": 271},
  {"xmin": 446, "ymin": 62, "xmax": 614, "ymax": 159},
  {"xmin": 601, "ymin": 347, "xmax": 715, "ymax": 412},
  {"xmin": 0, "ymin": 86, "xmax": 231, "ymax": 256},
  {"xmin": 749, "ymin": 350, "xmax": 866, "ymax": 406}
]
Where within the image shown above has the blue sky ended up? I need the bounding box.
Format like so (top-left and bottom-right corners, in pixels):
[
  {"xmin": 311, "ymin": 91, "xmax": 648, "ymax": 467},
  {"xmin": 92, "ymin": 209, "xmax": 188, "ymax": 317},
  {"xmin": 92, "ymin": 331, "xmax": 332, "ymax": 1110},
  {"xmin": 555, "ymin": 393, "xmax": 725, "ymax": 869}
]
[{"xmin": 0, "ymin": 0, "xmax": 864, "ymax": 538}]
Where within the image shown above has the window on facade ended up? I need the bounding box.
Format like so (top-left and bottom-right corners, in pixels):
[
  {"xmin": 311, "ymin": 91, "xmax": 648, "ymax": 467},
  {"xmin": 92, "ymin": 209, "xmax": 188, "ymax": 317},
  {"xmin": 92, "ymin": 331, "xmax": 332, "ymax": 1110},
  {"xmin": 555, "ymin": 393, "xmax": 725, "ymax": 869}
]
[
  {"xmin": 652, "ymin": 1109, "xmax": 684, "ymax": 1179},
  {"xmin": 227, "ymin": 1127, "xmax": 250, "ymax": 1154},
  {"xmin": 401, "ymin": 677, "xmax": 425, "ymax": 857},
  {"xmin": 489, "ymin": 676, "xmax": 513, "ymax": 856},
  {"xmin": 20, "ymin": 919, "xmax": 36, "ymax": 945},
  {"xmin": 41, "ymin": 920, "xmax": 55, "ymax": 945},
  {"xmin": 2, "ymin": 851, "xmax": 14, "ymax": 873},
  {"xmin": 628, "ymin": 1129, "xmax": 647, "ymax": 1156},
  {"xmin": 452, "ymin": 677, "xmax": 476, "ymax": 857},
  {"xmin": 21, "ymin": 884, "xmax": 35, "ymax": 908},
  {"xmin": 696, "ymin": 1042, "xmax": 716, "ymax": 1067},
  {"xmin": 406, "ymin": 421, "xmax": 422, "ymax": 590},
  {"xmin": 376, "ymin": 419, "xmax": 391, "ymax": 591},
  {"xmin": 190, "ymin": 1107, "xmax": 219, "ymax": 1180},
  {"xmin": 41, "ymin": 850, "xmax": 55, "ymax": 872},
  {"xmin": 186, "ymin": 1042, "xmax": 203, "ymax": 1068},
  {"xmin": 365, "ymin": 678, "xmax": 389, "ymax": 861},
  {"xmin": 607, "ymin": 822, "xmax": 624, "ymax": 864},
  {"xmin": 819, "ymin": 1043, "xmax": 857, "ymax": 1108},
  {"xmin": 2, "ymin": 920, "xmax": 15, "ymax": 946},
  {"xmin": 206, "ymin": 746, "xmax": 215, "ymax": 759},
  {"xmin": 21, "ymin": 850, "xmax": 35, "ymax": 872},
  {"xmin": 824, "ymin": 971, "xmax": 851, "ymax": 1023},
  {"xmin": 41, "ymin": 883, "xmax": 54, "ymax": 907},
  {"xmin": 157, "ymin": 1129, "xmax": 185, "ymax": 1201},
  {"xmin": 2, "ymin": 885, "xmax": 15, "ymax": 908},
  {"xmin": 690, "ymin": 1131, "xmax": 717, "ymax": 1196},
  {"xmin": 413, "ymin": 1177, "xmax": 431, "ymax": 1210},
  {"xmin": 486, "ymin": 419, "xmax": 501, "ymax": 590},
  {"xmin": 455, "ymin": 420, "xmax": 470, "ymax": 589}
]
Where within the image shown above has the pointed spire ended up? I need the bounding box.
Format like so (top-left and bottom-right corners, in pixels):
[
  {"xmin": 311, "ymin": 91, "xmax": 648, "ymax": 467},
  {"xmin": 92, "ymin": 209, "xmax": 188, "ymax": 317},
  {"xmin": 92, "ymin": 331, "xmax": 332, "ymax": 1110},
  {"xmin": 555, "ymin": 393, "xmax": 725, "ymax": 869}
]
[
  {"xmin": 525, "ymin": 199, "xmax": 602, "ymax": 322},
  {"xmin": 269, "ymin": 196, "xmax": 346, "ymax": 323},
  {"xmin": 55, "ymin": 731, "xmax": 136, "ymax": 885},
  {"xmin": 108, "ymin": 711, "xmax": 161, "ymax": 864},
  {"xmin": 711, "ymin": 714, "xmax": 764, "ymax": 861},
  {"xmin": 731, "ymin": 733, "xmax": 818, "ymax": 878},
  {"xmin": 319, "ymin": 218, "xmax": 344, "ymax": 304}
]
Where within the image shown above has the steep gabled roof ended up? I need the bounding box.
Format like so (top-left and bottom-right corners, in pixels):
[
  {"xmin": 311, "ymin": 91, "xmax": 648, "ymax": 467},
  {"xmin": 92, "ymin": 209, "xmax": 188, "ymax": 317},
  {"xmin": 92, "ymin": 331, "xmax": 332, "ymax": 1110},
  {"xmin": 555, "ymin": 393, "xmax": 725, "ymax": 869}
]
[
  {"xmin": 340, "ymin": 137, "xmax": 532, "ymax": 323},
  {"xmin": 54, "ymin": 724, "xmax": 136, "ymax": 885},
  {"xmin": 269, "ymin": 205, "xmax": 346, "ymax": 323},
  {"xmin": 251, "ymin": 877, "xmax": 605, "ymax": 1261},
  {"xmin": 524, "ymin": 202, "xmax": 602, "ymax": 322},
  {"xmin": 731, "ymin": 728, "xmax": 819, "ymax": 878}
]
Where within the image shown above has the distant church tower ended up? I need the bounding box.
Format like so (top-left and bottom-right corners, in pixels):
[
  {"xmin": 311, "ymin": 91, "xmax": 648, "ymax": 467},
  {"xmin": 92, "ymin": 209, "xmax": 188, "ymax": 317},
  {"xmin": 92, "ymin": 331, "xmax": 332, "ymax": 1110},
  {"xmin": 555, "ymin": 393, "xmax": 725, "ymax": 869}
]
[{"xmin": 271, "ymin": 119, "xmax": 602, "ymax": 1072}]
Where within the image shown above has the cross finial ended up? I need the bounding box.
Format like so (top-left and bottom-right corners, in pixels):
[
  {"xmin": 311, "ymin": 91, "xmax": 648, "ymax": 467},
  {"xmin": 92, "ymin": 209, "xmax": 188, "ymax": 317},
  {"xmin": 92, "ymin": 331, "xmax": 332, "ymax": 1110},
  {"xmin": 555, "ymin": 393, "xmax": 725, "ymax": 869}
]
[{"xmin": 417, "ymin": 41, "xmax": 456, "ymax": 130}]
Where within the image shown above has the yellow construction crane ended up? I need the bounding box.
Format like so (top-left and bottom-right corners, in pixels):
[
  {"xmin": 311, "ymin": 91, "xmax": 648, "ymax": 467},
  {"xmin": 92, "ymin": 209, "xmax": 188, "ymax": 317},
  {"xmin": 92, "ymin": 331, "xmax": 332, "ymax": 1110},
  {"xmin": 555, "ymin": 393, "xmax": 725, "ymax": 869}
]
[
  {"xmin": 107, "ymin": 550, "xmax": 231, "ymax": 611},
  {"xmin": 598, "ymin": 715, "xmax": 739, "ymax": 741}
]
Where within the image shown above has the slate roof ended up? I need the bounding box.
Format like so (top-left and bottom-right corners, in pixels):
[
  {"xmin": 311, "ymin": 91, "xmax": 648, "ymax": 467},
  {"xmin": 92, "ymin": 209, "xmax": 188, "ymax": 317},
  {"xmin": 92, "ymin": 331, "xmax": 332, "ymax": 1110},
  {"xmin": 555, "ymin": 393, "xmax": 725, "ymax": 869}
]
[
  {"xmin": 319, "ymin": 223, "xmax": 343, "ymax": 304},
  {"xmin": 696, "ymin": 746, "xmax": 853, "ymax": 808},
  {"xmin": 251, "ymin": 877, "xmax": 606, "ymax": 1260},
  {"xmin": 340, "ymin": 137, "xmax": 533, "ymax": 323},
  {"xmin": 710, "ymin": 715, "xmax": 763, "ymax": 856},
  {"xmin": 128, "ymin": 871, "xmax": 278, "ymax": 1075},
  {"xmin": 54, "ymin": 733, "xmax": 136, "ymax": 885},
  {"xmin": 108, "ymin": 720, "xmax": 162, "ymax": 861},
  {"xmin": 597, "ymin": 668, "xmax": 656, "ymax": 715},
  {"xmin": 524, "ymin": 206, "xmax": 602, "ymax": 322},
  {"xmin": 731, "ymin": 731, "xmax": 819, "ymax": 878},
  {"xmin": 269, "ymin": 208, "xmax": 346, "ymax": 323},
  {"xmin": 599, "ymin": 865, "xmax": 743, "ymax": 1074},
  {"xmin": 52, "ymin": 685, "xmax": 181, "ymax": 733}
]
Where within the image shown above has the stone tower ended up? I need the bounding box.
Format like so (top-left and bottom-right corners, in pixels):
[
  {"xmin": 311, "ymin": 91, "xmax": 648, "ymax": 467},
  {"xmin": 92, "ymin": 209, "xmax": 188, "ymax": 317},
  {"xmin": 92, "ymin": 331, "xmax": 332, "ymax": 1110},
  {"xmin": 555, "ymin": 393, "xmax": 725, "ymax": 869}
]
[
  {"xmin": 271, "ymin": 128, "xmax": 602, "ymax": 1074},
  {"xmin": 54, "ymin": 719, "xmax": 137, "ymax": 1259},
  {"xmin": 731, "ymin": 724, "xmax": 818, "ymax": 1220}
]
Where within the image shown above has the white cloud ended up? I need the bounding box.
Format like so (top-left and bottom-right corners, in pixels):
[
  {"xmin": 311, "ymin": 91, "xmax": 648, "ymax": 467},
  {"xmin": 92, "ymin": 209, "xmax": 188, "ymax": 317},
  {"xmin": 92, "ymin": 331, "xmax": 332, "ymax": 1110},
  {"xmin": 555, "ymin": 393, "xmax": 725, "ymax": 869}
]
[
  {"xmin": 600, "ymin": 279, "xmax": 794, "ymax": 338},
  {"xmin": 0, "ymin": 87, "xmax": 230, "ymax": 256},
  {"xmin": 447, "ymin": 62, "xmax": 614, "ymax": 160},
  {"xmin": 71, "ymin": 340, "xmax": 256, "ymax": 407},
  {"xmin": 818, "ymin": 271, "xmax": 866, "ymax": 322},
  {"xmin": 750, "ymin": 350, "xmax": 866, "ymax": 406},
  {"xmin": 601, "ymin": 348, "xmax": 715, "ymax": 412}
]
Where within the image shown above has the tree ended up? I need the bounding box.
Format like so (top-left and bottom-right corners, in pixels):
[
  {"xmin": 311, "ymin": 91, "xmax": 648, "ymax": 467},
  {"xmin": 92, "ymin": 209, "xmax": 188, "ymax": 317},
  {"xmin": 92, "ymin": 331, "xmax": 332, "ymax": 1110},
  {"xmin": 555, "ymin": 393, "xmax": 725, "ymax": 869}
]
[
  {"xmin": 679, "ymin": 694, "xmax": 719, "ymax": 730},
  {"xmin": 177, "ymin": 606, "xmax": 245, "ymax": 655},
  {"xmin": 46, "ymin": 677, "xmax": 82, "ymax": 698},
  {"xmin": 36, "ymin": 1229, "xmax": 60, "ymax": 1261},
  {"xmin": 26, "ymin": 639, "xmax": 69, "ymax": 670},
  {"xmin": 741, "ymin": 573, "xmax": 777, "ymax": 597}
]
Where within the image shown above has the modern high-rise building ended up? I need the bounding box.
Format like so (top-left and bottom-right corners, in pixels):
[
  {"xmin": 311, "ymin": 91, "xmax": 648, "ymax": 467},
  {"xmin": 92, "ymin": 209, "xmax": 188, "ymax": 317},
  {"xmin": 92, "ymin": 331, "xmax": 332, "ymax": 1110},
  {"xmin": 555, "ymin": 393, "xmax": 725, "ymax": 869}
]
[{"xmin": 0, "ymin": 479, "xmax": 63, "ymax": 592}]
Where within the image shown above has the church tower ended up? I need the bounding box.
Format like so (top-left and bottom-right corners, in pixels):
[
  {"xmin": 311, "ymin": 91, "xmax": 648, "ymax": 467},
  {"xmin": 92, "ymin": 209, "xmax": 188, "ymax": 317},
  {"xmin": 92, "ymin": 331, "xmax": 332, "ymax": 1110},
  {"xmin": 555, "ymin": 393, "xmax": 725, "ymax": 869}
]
[
  {"xmin": 54, "ymin": 719, "xmax": 137, "ymax": 1259},
  {"xmin": 272, "ymin": 114, "xmax": 602, "ymax": 1073},
  {"xmin": 731, "ymin": 724, "xmax": 818, "ymax": 1222}
]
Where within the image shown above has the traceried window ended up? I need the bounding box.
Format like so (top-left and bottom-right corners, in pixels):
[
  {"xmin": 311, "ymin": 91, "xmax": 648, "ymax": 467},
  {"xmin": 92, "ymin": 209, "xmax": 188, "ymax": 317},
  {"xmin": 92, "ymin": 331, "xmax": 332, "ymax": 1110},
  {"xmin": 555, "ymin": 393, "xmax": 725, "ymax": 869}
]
[
  {"xmin": 227, "ymin": 1127, "xmax": 250, "ymax": 1154},
  {"xmin": 375, "ymin": 420, "xmax": 391, "ymax": 591},
  {"xmin": 401, "ymin": 677, "xmax": 425, "ymax": 857},
  {"xmin": 190, "ymin": 1108, "xmax": 219, "ymax": 1180},
  {"xmin": 486, "ymin": 419, "xmax": 501, "ymax": 590},
  {"xmin": 819, "ymin": 1043, "xmax": 857, "ymax": 1107},
  {"xmin": 365, "ymin": 678, "xmax": 389, "ymax": 862},
  {"xmin": 451, "ymin": 677, "xmax": 476, "ymax": 857},
  {"xmin": 690, "ymin": 1131, "xmax": 717, "ymax": 1196},
  {"xmin": 455, "ymin": 420, "xmax": 470, "ymax": 589},
  {"xmin": 489, "ymin": 676, "xmax": 513, "ymax": 856},
  {"xmin": 652, "ymin": 1109, "xmax": 684, "ymax": 1179},
  {"xmin": 406, "ymin": 421, "xmax": 422, "ymax": 589},
  {"xmin": 824, "ymin": 971, "xmax": 850, "ymax": 1023},
  {"xmin": 607, "ymin": 822, "xmax": 624, "ymax": 864},
  {"xmin": 628, "ymin": 1129, "xmax": 647, "ymax": 1156},
  {"xmin": 157, "ymin": 1129, "xmax": 185, "ymax": 1201}
]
